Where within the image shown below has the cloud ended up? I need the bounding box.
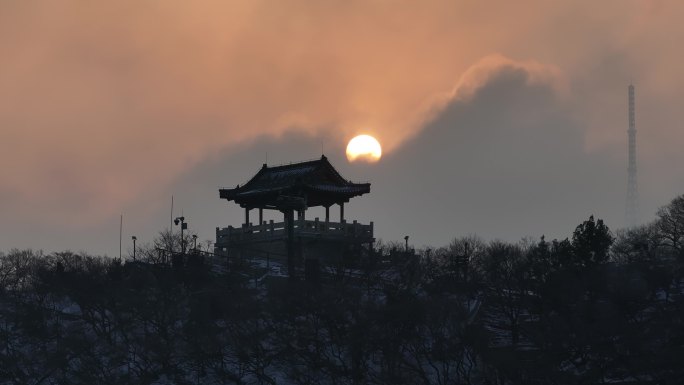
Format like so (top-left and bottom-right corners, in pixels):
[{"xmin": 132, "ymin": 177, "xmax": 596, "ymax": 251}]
[
  {"xmin": 160, "ymin": 65, "xmax": 618, "ymax": 255},
  {"xmin": 371, "ymin": 66, "xmax": 622, "ymax": 244},
  {"xmin": 0, "ymin": 0, "xmax": 683, "ymax": 241}
]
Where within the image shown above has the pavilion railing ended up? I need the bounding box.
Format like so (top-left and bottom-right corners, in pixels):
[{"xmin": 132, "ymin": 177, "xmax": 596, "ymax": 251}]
[{"xmin": 216, "ymin": 218, "xmax": 373, "ymax": 245}]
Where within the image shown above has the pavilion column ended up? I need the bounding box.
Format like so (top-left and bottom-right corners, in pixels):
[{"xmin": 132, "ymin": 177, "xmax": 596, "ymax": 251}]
[
  {"xmin": 244, "ymin": 207, "xmax": 250, "ymax": 226},
  {"xmin": 259, "ymin": 208, "xmax": 263, "ymax": 225},
  {"xmin": 339, "ymin": 202, "xmax": 345, "ymax": 222},
  {"xmin": 283, "ymin": 209, "xmax": 295, "ymax": 279},
  {"xmin": 325, "ymin": 206, "xmax": 330, "ymax": 223}
]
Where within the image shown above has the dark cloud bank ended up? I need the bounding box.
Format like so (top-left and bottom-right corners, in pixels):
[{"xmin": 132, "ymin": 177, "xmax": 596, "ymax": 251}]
[{"xmin": 164, "ymin": 68, "xmax": 625, "ymax": 254}]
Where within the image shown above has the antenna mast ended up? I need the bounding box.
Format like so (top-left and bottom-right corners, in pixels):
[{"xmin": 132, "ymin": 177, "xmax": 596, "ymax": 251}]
[
  {"xmin": 626, "ymin": 84, "xmax": 639, "ymax": 227},
  {"xmin": 119, "ymin": 213, "xmax": 123, "ymax": 259}
]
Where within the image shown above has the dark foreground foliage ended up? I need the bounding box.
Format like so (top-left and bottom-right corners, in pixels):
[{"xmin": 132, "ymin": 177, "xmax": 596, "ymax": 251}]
[{"xmin": 2, "ymin": 195, "xmax": 684, "ymax": 384}]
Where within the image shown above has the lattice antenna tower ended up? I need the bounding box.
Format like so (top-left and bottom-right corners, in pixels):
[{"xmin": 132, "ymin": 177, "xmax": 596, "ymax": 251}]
[{"xmin": 626, "ymin": 84, "xmax": 639, "ymax": 227}]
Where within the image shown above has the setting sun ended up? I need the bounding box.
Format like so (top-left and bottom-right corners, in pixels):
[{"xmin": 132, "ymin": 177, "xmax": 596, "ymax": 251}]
[{"xmin": 346, "ymin": 135, "xmax": 382, "ymax": 162}]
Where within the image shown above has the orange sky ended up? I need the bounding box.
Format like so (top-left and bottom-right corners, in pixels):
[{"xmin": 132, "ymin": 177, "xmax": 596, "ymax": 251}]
[{"xmin": 1, "ymin": 1, "xmax": 682, "ymax": 252}]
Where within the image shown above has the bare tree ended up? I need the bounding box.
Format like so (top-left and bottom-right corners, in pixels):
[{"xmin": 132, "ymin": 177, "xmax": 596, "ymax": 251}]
[{"xmin": 655, "ymin": 194, "xmax": 684, "ymax": 260}]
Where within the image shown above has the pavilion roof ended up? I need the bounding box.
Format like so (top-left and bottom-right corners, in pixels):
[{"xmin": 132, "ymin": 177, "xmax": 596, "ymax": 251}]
[{"xmin": 219, "ymin": 155, "xmax": 370, "ymax": 209}]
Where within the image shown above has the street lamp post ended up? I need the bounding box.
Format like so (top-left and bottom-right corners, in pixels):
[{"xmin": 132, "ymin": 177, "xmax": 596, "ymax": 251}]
[
  {"xmin": 404, "ymin": 235, "xmax": 409, "ymax": 252},
  {"xmin": 132, "ymin": 236, "xmax": 137, "ymax": 261},
  {"xmin": 174, "ymin": 216, "xmax": 187, "ymax": 254}
]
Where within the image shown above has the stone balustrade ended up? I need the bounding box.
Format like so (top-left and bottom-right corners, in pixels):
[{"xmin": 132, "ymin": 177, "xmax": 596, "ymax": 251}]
[{"xmin": 216, "ymin": 218, "xmax": 373, "ymax": 247}]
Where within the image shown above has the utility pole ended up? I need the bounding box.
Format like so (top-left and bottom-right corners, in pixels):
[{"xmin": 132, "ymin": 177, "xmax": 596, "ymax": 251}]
[
  {"xmin": 174, "ymin": 216, "xmax": 187, "ymax": 254},
  {"xmin": 626, "ymin": 84, "xmax": 639, "ymax": 228},
  {"xmin": 132, "ymin": 236, "xmax": 137, "ymax": 261}
]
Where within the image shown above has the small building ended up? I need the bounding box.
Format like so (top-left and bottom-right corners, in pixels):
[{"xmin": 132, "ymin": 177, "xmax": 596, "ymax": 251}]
[{"xmin": 215, "ymin": 155, "xmax": 374, "ymax": 277}]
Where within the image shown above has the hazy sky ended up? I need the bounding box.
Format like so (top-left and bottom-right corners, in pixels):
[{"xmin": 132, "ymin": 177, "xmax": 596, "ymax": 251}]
[{"xmin": 1, "ymin": 0, "xmax": 682, "ymax": 256}]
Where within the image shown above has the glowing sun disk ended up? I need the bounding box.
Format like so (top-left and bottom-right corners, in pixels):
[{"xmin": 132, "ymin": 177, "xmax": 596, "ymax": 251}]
[{"xmin": 346, "ymin": 135, "xmax": 382, "ymax": 162}]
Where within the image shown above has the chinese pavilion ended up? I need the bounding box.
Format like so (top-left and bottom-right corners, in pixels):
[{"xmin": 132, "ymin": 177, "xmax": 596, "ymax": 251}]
[{"xmin": 215, "ymin": 155, "xmax": 374, "ymax": 278}]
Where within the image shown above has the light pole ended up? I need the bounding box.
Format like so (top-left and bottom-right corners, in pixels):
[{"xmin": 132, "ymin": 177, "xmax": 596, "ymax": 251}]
[
  {"xmin": 174, "ymin": 216, "xmax": 187, "ymax": 254},
  {"xmin": 132, "ymin": 236, "xmax": 137, "ymax": 261},
  {"xmin": 404, "ymin": 235, "xmax": 409, "ymax": 252}
]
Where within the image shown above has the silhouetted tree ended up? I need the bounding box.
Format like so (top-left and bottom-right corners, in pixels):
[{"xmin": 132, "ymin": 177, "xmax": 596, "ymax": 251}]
[
  {"xmin": 655, "ymin": 194, "xmax": 684, "ymax": 260},
  {"xmin": 7, "ymin": 194, "xmax": 684, "ymax": 384},
  {"xmin": 479, "ymin": 241, "xmax": 531, "ymax": 346},
  {"xmin": 136, "ymin": 228, "xmax": 199, "ymax": 264},
  {"xmin": 571, "ymin": 215, "xmax": 614, "ymax": 269},
  {"xmin": 611, "ymin": 223, "xmax": 661, "ymax": 264}
]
